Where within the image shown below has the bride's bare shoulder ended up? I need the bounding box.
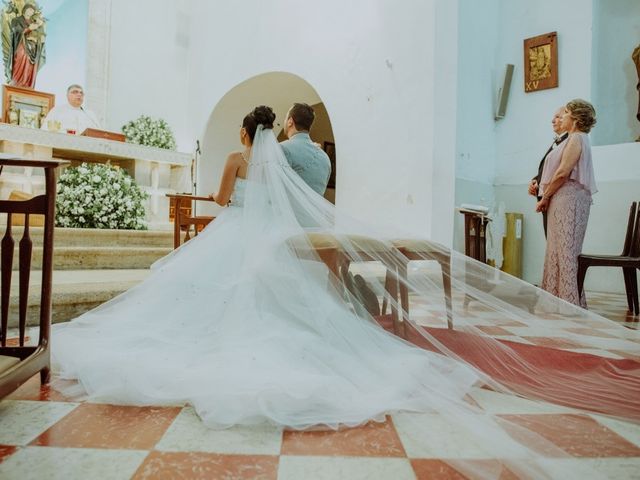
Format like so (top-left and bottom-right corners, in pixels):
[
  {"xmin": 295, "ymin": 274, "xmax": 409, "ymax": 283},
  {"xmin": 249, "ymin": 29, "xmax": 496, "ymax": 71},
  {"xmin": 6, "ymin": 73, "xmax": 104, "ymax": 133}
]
[{"xmin": 226, "ymin": 151, "xmax": 244, "ymax": 164}]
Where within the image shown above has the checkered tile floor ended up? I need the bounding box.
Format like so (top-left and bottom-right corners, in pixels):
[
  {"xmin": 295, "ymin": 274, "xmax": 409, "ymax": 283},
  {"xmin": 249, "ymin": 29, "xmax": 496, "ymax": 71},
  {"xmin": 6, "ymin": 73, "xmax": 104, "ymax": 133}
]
[
  {"xmin": 1, "ymin": 379, "xmax": 640, "ymax": 479},
  {"xmin": 1, "ymin": 291, "xmax": 639, "ymax": 479},
  {"xmin": 404, "ymin": 289, "xmax": 640, "ymax": 362}
]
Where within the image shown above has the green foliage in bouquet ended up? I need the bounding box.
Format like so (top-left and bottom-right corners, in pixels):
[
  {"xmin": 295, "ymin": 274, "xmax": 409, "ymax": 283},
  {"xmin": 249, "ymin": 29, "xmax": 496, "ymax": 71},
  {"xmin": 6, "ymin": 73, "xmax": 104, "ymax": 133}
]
[
  {"xmin": 121, "ymin": 115, "xmax": 177, "ymax": 150},
  {"xmin": 55, "ymin": 163, "xmax": 148, "ymax": 230}
]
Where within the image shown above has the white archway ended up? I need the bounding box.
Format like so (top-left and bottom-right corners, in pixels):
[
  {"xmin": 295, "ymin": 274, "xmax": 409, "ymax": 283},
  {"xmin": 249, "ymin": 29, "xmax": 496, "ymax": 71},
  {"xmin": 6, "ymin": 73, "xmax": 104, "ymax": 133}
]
[{"xmin": 196, "ymin": 72, "xmax": 336, "ymax": 214}]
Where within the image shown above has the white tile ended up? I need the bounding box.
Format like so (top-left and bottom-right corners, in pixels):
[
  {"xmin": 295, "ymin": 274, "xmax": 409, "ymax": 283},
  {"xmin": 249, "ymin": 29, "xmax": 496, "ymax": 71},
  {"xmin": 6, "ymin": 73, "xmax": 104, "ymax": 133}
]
[
  {"xmin": 507, "ymin": 327, "xmax": 569, "ymax": 338},
  {"xmin": 156, "ymin": 407, "xmax": 283, "ymax": 455},
  {"xmin": 5, "ymin": 327, "xmax": 40, "ymax": 346},
  {"xmin": 469, "ymin": 389, "xmax": 578, "ymax": 415},
  {"xmin": 0, "ymin": 446, "xmax": 147, "ymax": 480},
  {"xmin": 538, "ymin": 320, "xmax": 584, "ymax": 329},
  {"xmin": 590, "ymin": 415, "xmax": 640, "ymax": 448},
  {"xmin": 563, "ymin": 337, "xmax": 640, "ymax": 351},
  {"xmin": 0, "ymin": 400, "xmax": 78, "ymax": 445},
  {"xmin": 277, "ymin": 456, "xmax": 415, "ymax": 480},
  {"xmin": 539, "ymin": 458, "xmax": 640, "ymax": 480},
  {"xmin": 392, "ymin": 412, "xmax": 497, "ymax": 459}
]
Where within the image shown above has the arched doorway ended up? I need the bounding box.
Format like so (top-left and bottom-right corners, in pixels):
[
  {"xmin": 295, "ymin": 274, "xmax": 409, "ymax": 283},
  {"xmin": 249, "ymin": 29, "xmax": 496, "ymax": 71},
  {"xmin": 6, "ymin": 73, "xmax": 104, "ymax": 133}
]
[{"xmin": 197, "ymin": 72, "xmax": 336, "ymax": 216}]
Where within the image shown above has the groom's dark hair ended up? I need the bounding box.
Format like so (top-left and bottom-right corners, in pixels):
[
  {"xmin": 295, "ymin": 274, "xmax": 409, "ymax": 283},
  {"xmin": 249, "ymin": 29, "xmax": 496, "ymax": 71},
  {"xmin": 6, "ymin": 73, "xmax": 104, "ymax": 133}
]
[{"xmin": 289, "ymin": 103, "xmax": 315, "ymax": 132}]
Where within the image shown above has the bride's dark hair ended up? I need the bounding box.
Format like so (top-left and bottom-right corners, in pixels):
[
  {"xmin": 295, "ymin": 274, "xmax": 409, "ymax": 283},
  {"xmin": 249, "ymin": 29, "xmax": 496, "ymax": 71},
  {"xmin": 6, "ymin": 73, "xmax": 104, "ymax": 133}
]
[{"xmin": 243, "ymin": 106, "xmax": 276, "ymax": 141}]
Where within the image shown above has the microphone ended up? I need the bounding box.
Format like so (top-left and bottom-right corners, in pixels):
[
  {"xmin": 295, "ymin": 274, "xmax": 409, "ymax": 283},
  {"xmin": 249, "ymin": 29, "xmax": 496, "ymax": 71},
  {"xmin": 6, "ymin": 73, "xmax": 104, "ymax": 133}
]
[
  {"xmin": 196, "ymin": 140, "xmax": 201, "ymax": 155},
  {"xmin": 80, "ymin": 106, "xmax": 100, "ymax": 128}
]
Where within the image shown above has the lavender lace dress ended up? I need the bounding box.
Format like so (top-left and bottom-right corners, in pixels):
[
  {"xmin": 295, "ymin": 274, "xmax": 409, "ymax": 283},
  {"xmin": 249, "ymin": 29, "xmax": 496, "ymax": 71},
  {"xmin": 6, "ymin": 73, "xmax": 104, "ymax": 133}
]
[{"xmin": 539, "ymin": 132, "xmax": 597, "ymax": 308}]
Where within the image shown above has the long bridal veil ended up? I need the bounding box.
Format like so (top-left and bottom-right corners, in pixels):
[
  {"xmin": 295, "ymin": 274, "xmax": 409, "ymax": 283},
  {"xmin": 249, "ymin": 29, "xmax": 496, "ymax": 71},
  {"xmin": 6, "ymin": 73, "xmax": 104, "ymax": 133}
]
[{"xmin": 53, "ymin": 125, "xmax": 639, "ymax": 479}]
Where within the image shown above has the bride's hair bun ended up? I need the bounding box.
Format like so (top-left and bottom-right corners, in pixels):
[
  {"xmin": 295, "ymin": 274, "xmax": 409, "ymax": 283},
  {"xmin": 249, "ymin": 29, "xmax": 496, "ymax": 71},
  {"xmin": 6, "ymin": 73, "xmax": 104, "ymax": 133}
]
[
  {"xmin": 242, "ymin": 105, "xmax": 276, "ymax": 142},
  {"xmin": 251, "ymin": 106, "xmax": 276, "ymax": 129}
]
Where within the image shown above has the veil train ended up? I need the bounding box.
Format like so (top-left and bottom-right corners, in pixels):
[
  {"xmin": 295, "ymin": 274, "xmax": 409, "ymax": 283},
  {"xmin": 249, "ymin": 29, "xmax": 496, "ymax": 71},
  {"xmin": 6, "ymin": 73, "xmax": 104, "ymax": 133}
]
[{"xmin": 53, "ymin": 126, "xmax": 640, "ymax": 480}]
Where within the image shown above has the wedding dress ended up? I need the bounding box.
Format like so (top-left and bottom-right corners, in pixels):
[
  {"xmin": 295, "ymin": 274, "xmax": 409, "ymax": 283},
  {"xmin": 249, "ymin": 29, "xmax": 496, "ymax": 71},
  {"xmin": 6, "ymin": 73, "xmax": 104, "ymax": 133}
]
[
  {"xmin": 53, "ymin": 126, "xmax": 639, "ymax": 479},
  {"xmin": 53, "ymin": 132, "xmax": 480, "ymax": 428}
]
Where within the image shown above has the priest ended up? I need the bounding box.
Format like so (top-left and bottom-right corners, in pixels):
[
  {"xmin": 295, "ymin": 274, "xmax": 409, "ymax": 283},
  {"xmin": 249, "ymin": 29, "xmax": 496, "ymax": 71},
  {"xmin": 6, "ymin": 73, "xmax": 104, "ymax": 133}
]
[{"xmin": 41, "ymin": 84, "xmax": 100, "ymax": 135}]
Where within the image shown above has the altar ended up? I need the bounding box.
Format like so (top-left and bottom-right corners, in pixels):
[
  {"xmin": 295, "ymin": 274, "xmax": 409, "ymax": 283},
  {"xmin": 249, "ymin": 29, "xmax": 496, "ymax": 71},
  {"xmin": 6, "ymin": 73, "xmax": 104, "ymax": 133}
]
[{"xmin": 0, "ymin": 124, "xmax": 192, "ymax": 229}]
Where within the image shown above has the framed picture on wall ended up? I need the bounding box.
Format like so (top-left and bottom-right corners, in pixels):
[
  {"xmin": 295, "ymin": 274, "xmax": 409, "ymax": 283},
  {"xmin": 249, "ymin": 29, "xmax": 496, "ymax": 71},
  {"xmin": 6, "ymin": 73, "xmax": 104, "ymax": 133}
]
[
  {"xmin": 523, "ymin": 31, "xmax": 558, "ymax": 93},
  {"xmin": 2, "ymin": 84, "xmax": 55, "ymax": 128},
  {"xmin": 323, "ymin": 141, "xmax": 336, "ymax": 189}
]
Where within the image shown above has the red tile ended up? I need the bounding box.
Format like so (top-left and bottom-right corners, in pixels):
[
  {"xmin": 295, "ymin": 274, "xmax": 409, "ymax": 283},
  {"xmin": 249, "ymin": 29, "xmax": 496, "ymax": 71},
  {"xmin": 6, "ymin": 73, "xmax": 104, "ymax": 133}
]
[
  {"xmin": 132, "ymin": 452, "xmax": 278, "ymax": 480},
  {"xmin": 412, "ymin": 460, "xmax": 467, "ymax": 480},
  {"xmin": 412, "ymin": 460, "xmax": 518, "ymax": 480},
  {"xmin": 281, "ymin": 417, "xmax": 406, "ymax": 457},
  {"xmin": 499, "ymin": 414, "xmax": 640, "ymax": 457},
  {"xmin": 5, "ymin": 336, "xmax": 30, "ymax": 347},
  {"xmin": 6, "ymin": 374, "xmax": 84, "ymax": 402},
  {"xmin": 0, "ymin": 445, "xmax": 17, "ymax": 464},
  {"xmin": 31, "ymin": 403, "xmax": 181, "ymax": 450}
]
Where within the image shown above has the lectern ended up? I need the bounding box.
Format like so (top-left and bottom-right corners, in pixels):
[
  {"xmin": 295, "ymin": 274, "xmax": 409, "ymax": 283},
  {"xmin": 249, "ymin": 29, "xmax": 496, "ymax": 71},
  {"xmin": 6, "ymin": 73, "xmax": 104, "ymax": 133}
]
[{"xmin": 459, "ymin": 208, "xmax": 490, "ymax": 263}]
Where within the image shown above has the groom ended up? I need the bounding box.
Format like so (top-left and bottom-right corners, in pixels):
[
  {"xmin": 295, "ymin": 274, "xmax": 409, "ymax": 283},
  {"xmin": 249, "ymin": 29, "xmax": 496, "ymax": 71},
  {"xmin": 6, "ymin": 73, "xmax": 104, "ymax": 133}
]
[{"xmin": 281, "ymin": 103, "xmax": 332, "ymax": 195}]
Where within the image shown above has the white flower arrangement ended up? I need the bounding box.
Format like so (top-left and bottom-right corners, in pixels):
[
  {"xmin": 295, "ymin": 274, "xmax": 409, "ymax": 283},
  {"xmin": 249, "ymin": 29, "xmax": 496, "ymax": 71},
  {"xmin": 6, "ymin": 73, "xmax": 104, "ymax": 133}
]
[
  {"xmin": 55, "ymin": 163, "xmax": 149, "ymax": 230},
  {"xmin": 121, "ymin": 115, "xmax": 177, "ymax": 150}
]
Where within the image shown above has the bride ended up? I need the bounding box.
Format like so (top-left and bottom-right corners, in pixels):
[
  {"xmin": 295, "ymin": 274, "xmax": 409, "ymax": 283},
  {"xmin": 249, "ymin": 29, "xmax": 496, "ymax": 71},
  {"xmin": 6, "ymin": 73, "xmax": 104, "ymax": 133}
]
[
  {"xmin": 53, "ymin": 106, "xmax": 639, "ymax": 478},
  {"xmin": 53, "ymin": 106, "xmax": 481, "ymax": 427}
]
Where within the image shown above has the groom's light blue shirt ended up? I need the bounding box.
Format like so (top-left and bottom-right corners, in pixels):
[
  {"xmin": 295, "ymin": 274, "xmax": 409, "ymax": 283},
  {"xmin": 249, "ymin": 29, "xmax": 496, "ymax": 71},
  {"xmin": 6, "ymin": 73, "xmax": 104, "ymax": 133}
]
[{"xmin": 280, "ymin": 132, "xmax": 331, "ymax": 195}]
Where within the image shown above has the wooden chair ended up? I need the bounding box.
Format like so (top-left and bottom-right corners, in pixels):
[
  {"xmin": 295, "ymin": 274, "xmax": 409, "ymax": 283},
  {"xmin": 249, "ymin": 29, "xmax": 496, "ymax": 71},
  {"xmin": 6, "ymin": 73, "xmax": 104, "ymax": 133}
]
[
  {"xmin": 166, "ymin": 194, "xmax": 216, "ymax": 249},
  {"xmin": 287, "ymin": 233, "xmax": 405, "ymax": 336},
  {"xmin": 0, "ymin": 158, "xmax": 68, "ymax": 398},
  {"xmin": 337, "ymin": 236, "xmax": 406, "ymax": 336},
  {"xmin": 381, "ymin": 240, "xmax": 453, "ymax": 333},
  {"xmin": 297, "ymin": 234, "xmax": 454, "ymax": 336},
  {"xmin": 578, "ymin": 201, "xmax": 640, "ymax": 315}
]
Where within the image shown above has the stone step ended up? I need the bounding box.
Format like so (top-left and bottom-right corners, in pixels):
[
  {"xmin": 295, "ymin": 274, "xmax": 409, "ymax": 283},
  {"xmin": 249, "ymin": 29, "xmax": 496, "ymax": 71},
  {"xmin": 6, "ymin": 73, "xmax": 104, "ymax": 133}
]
[
  {"xmin": 4, "ymin": 226, "xmax": 174, "ymax": 248},
  {"xmin": 12, "ymin": 246, "xmax": 172, "ymax": 270},
  {"xmin": 7, "ymin": 269, "xmax": 150, "ymax": 327}
]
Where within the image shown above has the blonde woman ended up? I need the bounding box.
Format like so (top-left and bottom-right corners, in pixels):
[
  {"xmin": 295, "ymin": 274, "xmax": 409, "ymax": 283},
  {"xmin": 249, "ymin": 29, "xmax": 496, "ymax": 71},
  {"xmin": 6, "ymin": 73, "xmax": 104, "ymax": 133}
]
[{"xmin": 537, "ymin": 99, "xmax": 597, "ymax": 307}]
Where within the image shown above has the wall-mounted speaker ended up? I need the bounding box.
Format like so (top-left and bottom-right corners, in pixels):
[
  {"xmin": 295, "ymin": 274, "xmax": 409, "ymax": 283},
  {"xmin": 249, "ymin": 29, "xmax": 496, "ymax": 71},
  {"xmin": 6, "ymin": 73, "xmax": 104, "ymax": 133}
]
[{"xmin": 495, "ymin": 64, "xmax": 515, "ymax": 120}]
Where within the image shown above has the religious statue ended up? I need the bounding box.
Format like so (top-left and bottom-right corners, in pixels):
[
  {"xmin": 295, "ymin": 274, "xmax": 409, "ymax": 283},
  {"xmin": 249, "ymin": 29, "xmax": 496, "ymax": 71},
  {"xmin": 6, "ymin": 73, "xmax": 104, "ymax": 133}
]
[
  {"xmin": 1, "ymin": 0, "xmax": 46, "ymax": 89},
  {"xmin": 633, "ymin": 44, "xmax": 640, "ymax": 141}
]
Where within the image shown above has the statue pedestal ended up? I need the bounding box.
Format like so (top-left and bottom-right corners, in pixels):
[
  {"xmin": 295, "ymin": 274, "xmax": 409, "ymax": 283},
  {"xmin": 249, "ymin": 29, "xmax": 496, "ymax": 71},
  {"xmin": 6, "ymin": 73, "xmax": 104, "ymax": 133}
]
[{"xmin": 0, "ymin": 124, "xmax": 192, "ymax": 229}]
